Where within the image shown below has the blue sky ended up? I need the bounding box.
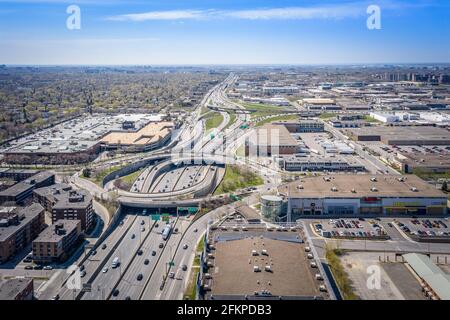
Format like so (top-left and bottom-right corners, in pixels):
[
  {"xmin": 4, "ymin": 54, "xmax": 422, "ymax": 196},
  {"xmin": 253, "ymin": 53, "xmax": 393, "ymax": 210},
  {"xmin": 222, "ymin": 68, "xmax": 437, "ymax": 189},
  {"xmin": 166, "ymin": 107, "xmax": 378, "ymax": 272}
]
[{"xmin": 0, "ymin": 0, "xmax": 449, "ymax": 65}]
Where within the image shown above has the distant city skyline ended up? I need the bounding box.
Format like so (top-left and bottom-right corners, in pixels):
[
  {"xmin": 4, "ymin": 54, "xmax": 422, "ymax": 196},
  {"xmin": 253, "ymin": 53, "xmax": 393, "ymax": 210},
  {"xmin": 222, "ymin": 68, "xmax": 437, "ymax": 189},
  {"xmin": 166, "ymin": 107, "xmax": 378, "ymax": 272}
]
[{"xmin": 0, "ymin": 0, "xmax": 449, "ymax": 65}]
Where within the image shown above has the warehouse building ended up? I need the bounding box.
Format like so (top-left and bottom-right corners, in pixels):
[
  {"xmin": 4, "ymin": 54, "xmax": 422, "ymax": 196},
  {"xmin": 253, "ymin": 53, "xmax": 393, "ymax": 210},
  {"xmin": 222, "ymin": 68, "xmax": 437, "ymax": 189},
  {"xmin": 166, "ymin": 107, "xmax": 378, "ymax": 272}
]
[
  {"xmin": 278, "ymin": 175, "xmax": 447, "ymax": 218},
  {"xmin": 394, "ymin": 153, "xmax": 450, "ymax": 174},
  {"xmin": 245, "ymin": 124, "xmax": 301, "ymax": 157},
  {"xmin": 404, "ymin": 253, "xmax": 450, "ymax": 300},
  {"xmin": 345, "ymin": 126, "xmax": 450, "ymax": 145}
]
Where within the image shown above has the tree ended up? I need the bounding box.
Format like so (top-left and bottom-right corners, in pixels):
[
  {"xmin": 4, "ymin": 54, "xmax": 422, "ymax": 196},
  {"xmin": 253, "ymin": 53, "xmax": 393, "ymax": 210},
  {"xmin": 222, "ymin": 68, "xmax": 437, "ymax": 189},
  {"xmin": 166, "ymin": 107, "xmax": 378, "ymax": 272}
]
[{"xmin": 82, "ymin": 167, "xmax": 92, "ymax": 178}]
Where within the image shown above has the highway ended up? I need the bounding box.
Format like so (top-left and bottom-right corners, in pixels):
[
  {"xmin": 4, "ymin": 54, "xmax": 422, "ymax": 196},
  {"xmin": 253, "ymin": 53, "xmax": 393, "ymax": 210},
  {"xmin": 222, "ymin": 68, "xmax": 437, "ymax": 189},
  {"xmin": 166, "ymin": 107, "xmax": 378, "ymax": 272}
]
[{"xmin": 81, "ymin": 215, "xmax": 150, "ymax": 300}]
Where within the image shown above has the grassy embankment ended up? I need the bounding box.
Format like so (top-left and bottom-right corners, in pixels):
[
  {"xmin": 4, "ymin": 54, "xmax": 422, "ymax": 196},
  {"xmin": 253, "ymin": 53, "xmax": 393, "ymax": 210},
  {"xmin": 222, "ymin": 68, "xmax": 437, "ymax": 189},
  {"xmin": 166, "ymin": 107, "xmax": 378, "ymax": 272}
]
[
  {"xmin": 183, "ymin": 238, "xmax": 205, "ymax": 300},
  {"xmin": 203, "ymin": 112, "xmax": 224, "ymax": 132},
  {"xmin": 214, "ymin": 164, "xmax": 264, "ymax": 195},
  {"xmin": 254, "ymin": 114, "xmax": 300, "ymax": 127},
  {"xmin": 325, "ymin": 246, "xmax": 359, "ymax": 300}
]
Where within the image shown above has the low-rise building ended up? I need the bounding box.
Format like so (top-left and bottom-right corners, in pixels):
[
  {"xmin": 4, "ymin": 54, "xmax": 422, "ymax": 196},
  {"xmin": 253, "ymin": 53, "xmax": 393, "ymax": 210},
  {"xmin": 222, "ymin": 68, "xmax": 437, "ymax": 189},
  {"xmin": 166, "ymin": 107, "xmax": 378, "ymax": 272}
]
[
  {"xmin": 0, "ymin": 172, "xmax": 55, "ymax": 205},
  {"xmin": 278, "ymin": 175, "xmax": 447, "ymax": 218},
  {"xmin": 0, "ymin": 203, "xmax": 45, "ymax": 263},
  {"xmin": 272, "ymin": 120, "xmax": 324, "ymax": 133},
  {"xmin": 0, "ymin": 278, "xmax": 34, "ymax": 300},
  {"xmin": 280, "ymin": 156, "xmax": 365, "ymax": 172},
  {"xmin": 32, "ymin": 219, "xmax": 81, "ymax": 263},
  {"xmin": 245, "ymin": 124, "xmax": 301, "ymax": 157},
  {"xmin": 33, "ymin": 184, "xmax": 94, "ymax": 231}
]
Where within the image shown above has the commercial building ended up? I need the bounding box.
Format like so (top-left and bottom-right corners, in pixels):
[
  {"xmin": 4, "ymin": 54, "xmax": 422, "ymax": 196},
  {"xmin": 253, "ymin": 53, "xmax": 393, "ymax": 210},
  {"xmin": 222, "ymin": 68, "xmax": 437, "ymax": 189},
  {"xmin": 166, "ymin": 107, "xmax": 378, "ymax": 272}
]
[
  {"xmin": 203, "ymin": 229, "xmax": 323, "ymax": 300},
  {"xmin": 0, "ymin": 278, "xmax": 34, "ymax": 300},
  {"xmin": 0, "ymin": 172, "xmax": 55, "ymax": 205},
  {"xmin": 245, "ymin": 124, "xmax": 301, "ymax": 157},
  {"xmin": 260, "ymin": 195, "xmax": 284, "ymax": 221},
  {"xmin": 234, "ymin": 203, "xmax": 262, "ymax": 223},
  {"xmin": 32, "ymin": 219, "xmax": 81, "ymax": 263},
  {"xmin": 33, "ymin": 184, "xmax": 94, "ymax": 231},
  {"xmin": 3, "ymin": 114, "xmax": 173, "ymax": 164},
  {"xmin": 0, "ymin": 169, "xmax": 39, "ymax": 182},
  {"xmin": 0, "ymin": 203, "xmax": 45, "ymax": 263},
  {"xmin": 345, "ymin": 126, "xmax": 450, "ymax": 145},
  {"xmin": 100, "ymin": 121, "xmax": 174, "ymax": 152},
  {"xmin": 272, "ymin": 120, "xmax": 324, "ymax": 133},
  {"xmin": 278, "ymin": 175, "xmax": 447, "ymax": 218},
  {"xmin": 280, "ymin": 156, "xmax": 365, "ymax": 172}
]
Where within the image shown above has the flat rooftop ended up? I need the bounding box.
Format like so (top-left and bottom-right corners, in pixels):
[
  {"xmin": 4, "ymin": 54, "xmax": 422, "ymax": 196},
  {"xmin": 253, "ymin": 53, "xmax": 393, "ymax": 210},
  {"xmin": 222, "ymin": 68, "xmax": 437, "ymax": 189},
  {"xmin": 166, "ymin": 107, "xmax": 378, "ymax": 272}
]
[
  {"xmin": 34, "ymin": 184, "xmax": 92, "ymax": 210},
  {"xmin": 251, "ymin": 124, "xmax": 299, "ymax": 147},
  {"xmin": 33, "ymin": 219, "xmax": 80, "ymax": 243},
  {"xmin": 209, "ymin": 235, "xmax": 321, "ymax": 298},
  {"xmin": 0, "ymin": 203, "xmax": 44, "ymax": 242},
  {"xmin": 347, "ymin": 126, "xmax": 450, "ymax": 144},
  {"xmin": 0, "ymin": 172, "xmax": 54, "ymax": 198},
  {"xmin": 3, "ymin": 114, "xmax": 168, "ymax": 154},
  {"xmin": 100, "ymin": 121, "xmax": 174, "ymax": 146},
  {"xmin": 279, "ymin": 174, "xmax": 447, "ymax": 198},
  {"xmin": 0, "ymin": 278, "xmax": 32, "ymax": 300}
]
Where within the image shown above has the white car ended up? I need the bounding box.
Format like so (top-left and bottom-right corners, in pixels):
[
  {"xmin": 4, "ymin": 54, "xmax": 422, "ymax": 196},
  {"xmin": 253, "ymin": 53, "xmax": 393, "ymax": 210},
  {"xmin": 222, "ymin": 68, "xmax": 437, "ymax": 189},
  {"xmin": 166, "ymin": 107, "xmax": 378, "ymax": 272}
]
[
  {"xmin": 102, "ymin": 267, "xmax": 108, "ymax": 273},
  {"xmin": 43, "ymin": 266, "xmax": 53, "ymax": 270}
]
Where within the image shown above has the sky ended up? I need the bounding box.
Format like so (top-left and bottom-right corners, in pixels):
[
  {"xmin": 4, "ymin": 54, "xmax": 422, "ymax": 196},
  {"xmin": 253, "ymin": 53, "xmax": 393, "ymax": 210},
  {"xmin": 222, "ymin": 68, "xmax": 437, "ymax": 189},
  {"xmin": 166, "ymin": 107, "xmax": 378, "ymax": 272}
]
[{"xmin": 0, "ymin": 0, "xmax": 449, "ymax": 65}]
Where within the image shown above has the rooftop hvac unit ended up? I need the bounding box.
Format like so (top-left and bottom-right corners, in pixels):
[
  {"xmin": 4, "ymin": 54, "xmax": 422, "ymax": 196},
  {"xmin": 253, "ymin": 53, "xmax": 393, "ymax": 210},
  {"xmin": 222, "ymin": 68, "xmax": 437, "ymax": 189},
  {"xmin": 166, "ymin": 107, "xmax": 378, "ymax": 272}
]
[
  {"xmin": 252, "ymin": 250, "xmax": 258, "ymax": 256},
  {"xmin": 204, "ymin": 273, "xmax": 212, "ymax": 279},
  {"xmin": 261, "ymin": 249, "xmax": 268, "ymax": 256},
  {"xmin": 319, "ymin": 285, "xmax": 327, "ymax": 292},
  {"xmin": 207, "ymin": 253, "xmax": 214, "ymax": 259},
  {"xmin": 411, "ymin": 187, "xmax": 419, "ymax": 192},
  {"xmin": 371, "ymin": 177, "xmax": 377, "ymax": 182},
  {"xmin": 351, "ymin": 188, "xmax": 356, "ymax": 193},
  {"xmin": 207, "ymin": 261, "xmax": 213, "ymax": 267},
  {"xmin": 371, "ymin": 187, "xmax": 378, "ymax": 192},
  {"xmin": 253, "ymin": 266, "xmax": 260, "ymax": 272},
  {"xmin": 265, "ymin": 265, "xmax": 272, "ymax": 272},
  {"xmin": 307, "ymin": 253, "xmax": 314, "ymax": 259},
  {"xmin": 331, "ymin": 187, "xmax": 338, "ymax": 192}
]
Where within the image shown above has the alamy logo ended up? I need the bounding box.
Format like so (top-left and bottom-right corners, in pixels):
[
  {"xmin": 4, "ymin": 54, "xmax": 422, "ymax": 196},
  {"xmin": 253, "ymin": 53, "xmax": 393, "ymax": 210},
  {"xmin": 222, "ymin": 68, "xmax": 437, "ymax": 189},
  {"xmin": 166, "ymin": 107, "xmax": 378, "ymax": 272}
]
[
  {"xmin": 367, "ymin": 5, "xmax": 382, "ymax": 30},
  {"xmin": 66, "ymin": 5, "xmax": 81, "ymax": 30},
  {"xmin": 366, "ymin": 265, "xmax": 381, "ymax": 290},
  {"xmin": 66, "ymin": 265, "xmax": 82, "ymax": 290}
]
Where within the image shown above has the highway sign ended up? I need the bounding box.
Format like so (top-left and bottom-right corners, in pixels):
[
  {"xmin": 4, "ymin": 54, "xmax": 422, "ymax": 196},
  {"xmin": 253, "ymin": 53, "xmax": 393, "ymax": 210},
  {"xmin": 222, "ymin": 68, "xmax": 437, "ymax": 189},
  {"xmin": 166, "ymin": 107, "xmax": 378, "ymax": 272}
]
[{"xmin": 151, "ymin": 214, "xmax": 161, "ymax": 221}]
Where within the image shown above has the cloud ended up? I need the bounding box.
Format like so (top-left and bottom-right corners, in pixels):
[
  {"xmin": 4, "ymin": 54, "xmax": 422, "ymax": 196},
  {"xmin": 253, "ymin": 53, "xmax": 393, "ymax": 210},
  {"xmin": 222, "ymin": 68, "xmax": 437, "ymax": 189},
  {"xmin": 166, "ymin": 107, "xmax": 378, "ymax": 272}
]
[
  {"xmin": 107, "ymin": 9, "xmax": 210, "ymax": 21},
  {"xmin": 106, "ymin": 3, "xmax": 371, "ymax": 22}
]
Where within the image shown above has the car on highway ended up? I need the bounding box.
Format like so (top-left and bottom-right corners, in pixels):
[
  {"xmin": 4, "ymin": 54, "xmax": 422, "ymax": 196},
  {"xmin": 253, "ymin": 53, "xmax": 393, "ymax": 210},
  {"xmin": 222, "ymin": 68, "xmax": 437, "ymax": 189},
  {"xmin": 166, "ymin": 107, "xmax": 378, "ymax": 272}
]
[
  {"xmin": 169, "ymin": 272, "xmax": 175, "ymax": 279},
  {"xmin": 125, "ymin": 296, "xmax": 131, "ymax": 300},
  {"xmin": 144, "ymin": 259, "xmax": 150, "ymax": 265},
  {"xmin": 151, "ymin": 250, "xmax": 157, "ymax": 256},
  {"xmin": 24, "ymin": 265, "xmax": 33, "ymax": 270},
  {"xmin": 141, "ymin": 226, "xmax": 145, "ymax": 232},
  {"xmin": 51, "ymin": 294, "xmax": 60, "ymax": 300},
  {"xmin": 92, "ymin": 250, "xmax": 97, "ymax": 256},
  {"xmin": 33, "ymin": 265, "xmax": 43, "ymax": 270},
  {"xmin": 102, "ymin": 267, "xmax": 108, "ymax": 273},
  {"xmin": 43, "ymin": 266, "xmax": 53, "ymax": 271},
  {"xmin": 79, "ymin": 265, "xmax": 85, "ymax": 271},
  {"xmin": 131, "ymin": 234, "xmax": 136, "ymax": 239},
  {"xmin": 120, "ymin": 220, "xmax": 124, "ymax": 226},
  {"xmin": 183, "ymin": 244, "xmax": 188, "ymax": 250},
  {"xmin": 182, "ymin": 265, "xmax": 188, "ymax": 271},
  {"xmin": 141, "ymin": 220, "xmax": 145, "ymax": 225},
  {"xmin": 23, "ymin": 257, "xmax": 32, "ymax": 263},
  {"xmin": 102, "ymin": 244, "xmax": 107, "ymax": 250},
  {"xmin": 388, "ymin": 223, "xmax": 394, "ymax": 228},
  {"xmin": 137, "ymin": 274, "xmax": 143, "ymax": 281},
  {"xmin": 80, "ymin": 270, "xmax": 87, "ymax": 278},
  {"xmin": 112, "ymin": 289, "xmax": 120, "ymax": 297},
  {"xmin": 137, "ymin": 249, "xmax": 143, "ymax": 256},
  {"xmin": 159, "ymin": 243, "xmax": 164, "ymax": 249},
  {"xmin": 193, "ymin": 228, "xmax": 198, "ymax": 233}
]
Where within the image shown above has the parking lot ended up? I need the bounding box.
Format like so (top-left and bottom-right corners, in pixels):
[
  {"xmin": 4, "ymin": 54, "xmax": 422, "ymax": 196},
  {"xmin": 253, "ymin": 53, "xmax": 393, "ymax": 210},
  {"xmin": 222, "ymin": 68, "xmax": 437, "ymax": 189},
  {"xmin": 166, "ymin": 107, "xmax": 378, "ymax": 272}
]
[
  {"xmin": 394, "ymin": 217, "xmax": 450, "ymax": 242},
  {"xmin": 313, "ymin": 218, "xmax": 389, "ymax": 240}
]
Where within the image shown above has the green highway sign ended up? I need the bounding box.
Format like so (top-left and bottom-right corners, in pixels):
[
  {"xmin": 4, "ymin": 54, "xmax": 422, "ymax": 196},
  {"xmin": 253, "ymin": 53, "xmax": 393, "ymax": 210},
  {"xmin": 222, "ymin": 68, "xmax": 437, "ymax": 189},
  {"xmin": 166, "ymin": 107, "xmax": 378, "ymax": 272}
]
[{"xmin": 151, "ymin": 214, "xmax": 161, "ymax": 221}]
